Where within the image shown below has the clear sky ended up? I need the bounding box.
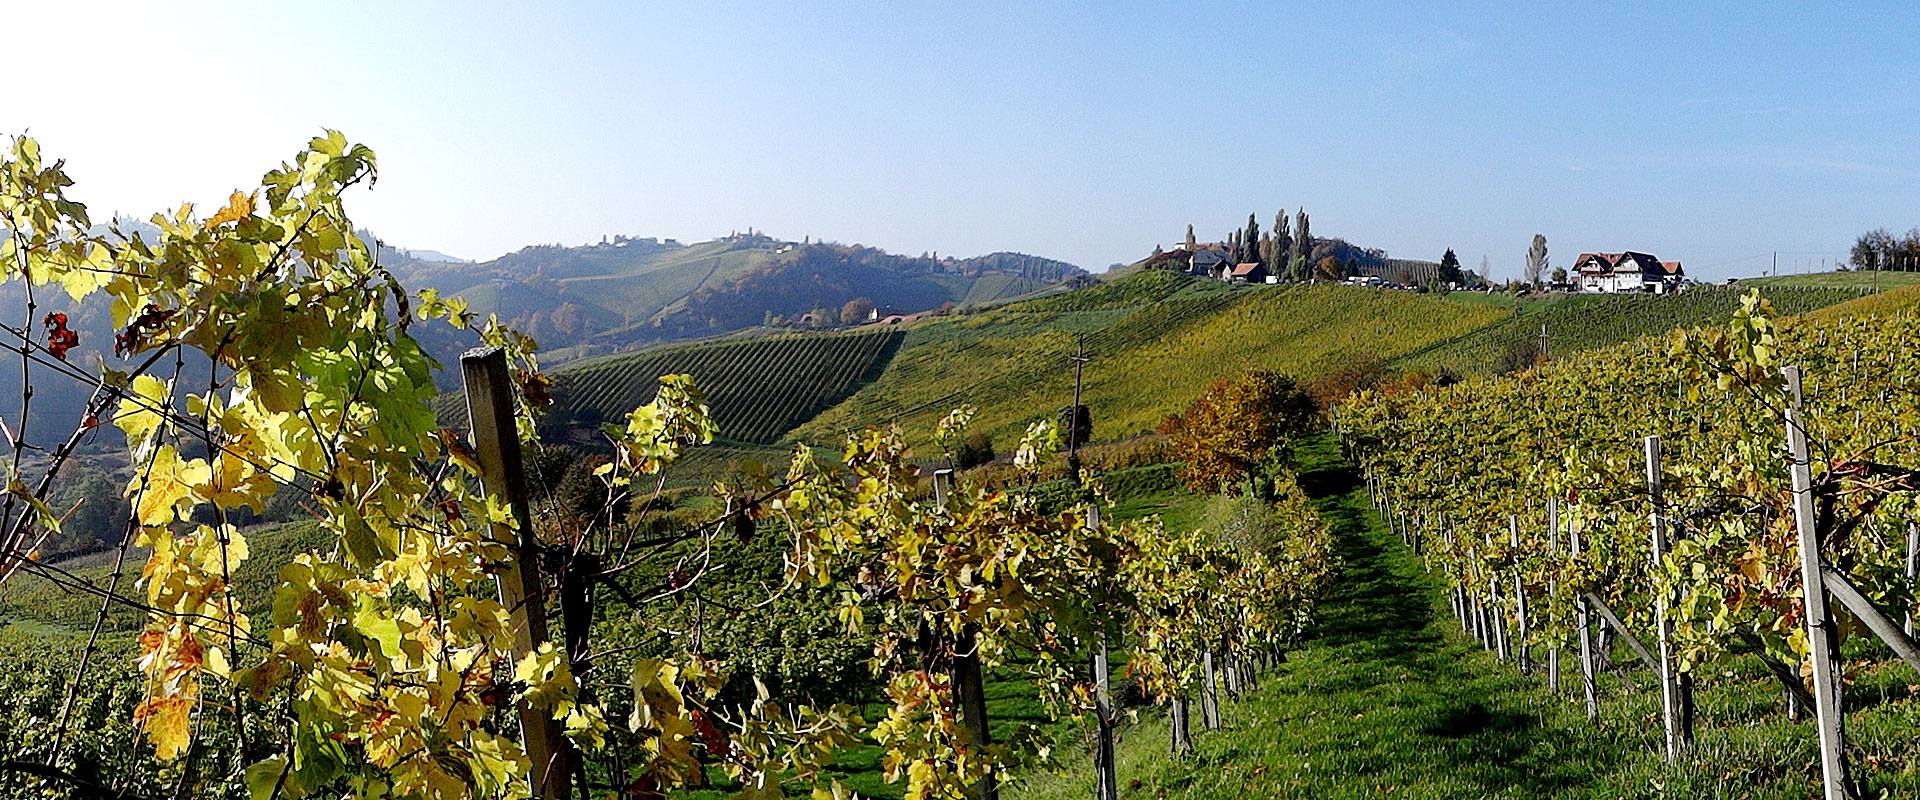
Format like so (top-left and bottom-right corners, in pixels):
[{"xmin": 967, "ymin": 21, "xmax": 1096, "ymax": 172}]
[{"xmin": 10, "ymin": 1, "xmax": 1919, "ymax": 281}]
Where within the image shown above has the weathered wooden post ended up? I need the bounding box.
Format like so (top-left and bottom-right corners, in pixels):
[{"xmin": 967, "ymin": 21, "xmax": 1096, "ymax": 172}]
[
  {"xmin": 1907, "ymin": 521, "xmax": 1918, "ymax": 638},
  {"xmin": 1646, "ymin": 435, "xmax": 1691, "ymax": 759},
  {"xmin": 1571, "ymin": 512, "xmax": 1598, "ymax": 718},
  {"xmin": 1784, "ymin": 366, "xmax": 1853, "ymax": 800},
  {"xmin": 462, "ymin": 348, "xmax": 570, "ymax": 800},
  {"xmin": 1201, "ymin": 649, "xmax": 1222, "ymax": 730},
  {"xmin": 1511, "ymin": 516, "xmax": 1531, "ymax": 675},
  {"xmin": 1170, "ymin": 695, "xmax": 1192, "ymax": 755},
  {"xmin": 1548, "ymin": 497, "xmax": 1561, "ymax": 692}
]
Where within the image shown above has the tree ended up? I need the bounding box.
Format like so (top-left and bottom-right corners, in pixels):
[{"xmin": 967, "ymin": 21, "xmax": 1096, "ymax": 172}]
[
  {"xmin": 1290, "ymin": 209, "xmax": 1312, "ymax": 281},
  {"xmin": 1480, "ymin": 254, "xmax": 1492, "ymax": 286},
  {"xmin": 1157, "ymin": 370, "xmax": 1317, "ymax": 493},
  {"xmin": 1059, "ymin": 403, "xmax": 1093, "ymax": 450},
  {"xmin": 1853, "ymin": 228, "xmax": 1896, "ymax": 271},
  {"xmin": 955, "ymin": 432, "xmax": 995, "ymax": 470},
  {"xmin": 1525, "ymin": 234, "xmax": 1548, "ymax": 287},
  {"xmin": 842, "ymin": 296, "xmax": 876, "ymax": 324},
  {"xmin": 1316, "ymin": 255, "xmax": 1345, "ymax": 281},
  {"xmin": 1305, "ymin": 353, "xmax": 1392, "ymax": 410},
  {"xmin": 1551, "ymin": 266, "xmax": 1568, "ymax": 284},
  {"xmin": 1242, "ymin": 213, "xmax": 1261, "ymax": 264},
  {"xmin": 1270, "ymin": 210, "xmax": 1291, "ymax": 276},
  {"xmin": 1438, "ymin": 249, "xmax": 1462, "ymax": 286}
]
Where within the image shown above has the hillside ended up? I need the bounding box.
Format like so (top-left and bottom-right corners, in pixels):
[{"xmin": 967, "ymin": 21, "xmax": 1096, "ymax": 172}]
[
  {"xmin": 392, "ymin": 235, "xmax": 1083, "ymax": 381},
  {"xmin": 1395, "ymin": 285, "xmax": 1871, "ymax": 376},
  {"xmin": 1738, "ymin": 270, "xmax": 1920, "ymax": 290},
  {"xmin": 539, "ymin": 329, "xmax": 902, "ymax": 444},
  {"xmin": 791, "ymin": 271, "xmax": 1510, "ymax": 448}
]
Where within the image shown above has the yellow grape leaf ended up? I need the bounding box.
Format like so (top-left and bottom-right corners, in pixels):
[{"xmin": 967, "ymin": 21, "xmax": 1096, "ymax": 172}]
[
  {"xmin": 133, "ymin": 446, "xmax": 209, "ymax": 526},
  {"xmin": 115, "ymin": 375, "xmax": 171, "ymax": 442},
  {"xmin": 206, "ymin": 189, "xmax": 256, "ymax": 227},
  {"xmin": 59, "ymin": 242, "xmax": 112, "ymax": 301},
  {"xmin": 133, "ymin": 695, "xmax": 193, "ymax": 761}
]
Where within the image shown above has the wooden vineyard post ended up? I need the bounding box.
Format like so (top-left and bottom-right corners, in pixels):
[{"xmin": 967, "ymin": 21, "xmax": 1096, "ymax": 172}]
[
  {"xmin": 1094, "ymin": 636, "xmax": 1117, "ymax": 800},
  {"xmin": 1201, "ymin": 649, "xmax": 1222, "ymax": 730},
  {"xmin": 1907, "ymin": 521, "xmax": 1918, "ymax": 638},
  {"xmin": 1170, "ymin": 696, "xmax": 1192, "ymax": 755},
  {"xmin": 1784, "ymin": 366, "xmax": 1854, "ymax": 800},
  {"xmin": 1645, "ymin": 435, "xmax": 1691, "ymax": 760},
  {"xmin": 1572, "ymin": 514, "xmax": 1598, "ymax": 718},
  {"xmin": 461, "ymin": 348, "xmax": 570, "ymax": 800},
  {"xmin": 935, "ymin": 468, "xmax": 997, "ymax": 800},
  {"xmin": 1086, "ymin": 503, "xmax": 1117, "ymax": 800},
  {"xmin": 1548, "ymin": 498, "xmax": 1560, "ymax": 692},
  {"xmin": 1511, "ymin": 516, "xmax": 1531, "ymax": 675}
]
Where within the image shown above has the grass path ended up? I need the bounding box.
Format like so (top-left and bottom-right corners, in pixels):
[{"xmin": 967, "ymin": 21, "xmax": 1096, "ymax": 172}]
[{"xmin": 1013, "ymin": 436, "xmax": 1793, "ymax": 800}]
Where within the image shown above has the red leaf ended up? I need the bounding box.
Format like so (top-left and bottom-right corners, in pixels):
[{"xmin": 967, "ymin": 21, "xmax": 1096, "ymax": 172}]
[{"xmin": 42, "ymin": 312, "xmax": 78, "ymax": 360}]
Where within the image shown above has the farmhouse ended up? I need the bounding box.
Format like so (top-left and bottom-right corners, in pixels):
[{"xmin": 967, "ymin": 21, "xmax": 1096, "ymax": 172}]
[
  {"xmin": 1573, "ymin": 251, "xmax": 1685, "ymax": 294},
  {"xmin": 1188, "ymin": 248, "xmax": 1231, "ymax": 277},
  {"xmin": 1226, "ymin": 262, "xmax": 1269, "ymax": 284}
]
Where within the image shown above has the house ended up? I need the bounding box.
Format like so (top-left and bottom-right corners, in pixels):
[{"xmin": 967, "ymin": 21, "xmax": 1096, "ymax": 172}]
[
  {"xmin": 1188, "ymin": 248, "xmax": 1231, "ymax": 278},
  {"xmin": 1227, "ymin": 263, "xmax": 1268, "ymax": 284},
  {"xmin": 1573, "ymin": 251, "xmax": 1685, "ymax": 294}
]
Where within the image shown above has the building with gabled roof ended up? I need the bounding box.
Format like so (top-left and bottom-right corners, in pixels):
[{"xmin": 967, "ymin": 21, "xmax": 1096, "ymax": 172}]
[
  {"xmin": 1226, "ymin": 262, "xmax": 1269, "ymax": 283},
  {"xmin": 1574, "ymin": 251, "xmax": 1685, "ymax": 293}
]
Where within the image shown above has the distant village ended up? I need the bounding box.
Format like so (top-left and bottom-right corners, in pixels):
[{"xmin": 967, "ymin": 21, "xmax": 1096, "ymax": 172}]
[{"xmin": 1152, "ymin": 216, "xmax": 1687, "ymax": 295}]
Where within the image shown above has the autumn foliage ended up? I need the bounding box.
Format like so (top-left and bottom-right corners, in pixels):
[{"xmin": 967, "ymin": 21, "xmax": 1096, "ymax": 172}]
[{"xmin": 1158, "ymin": 370, "xmax": 1317, "ymax": 493}]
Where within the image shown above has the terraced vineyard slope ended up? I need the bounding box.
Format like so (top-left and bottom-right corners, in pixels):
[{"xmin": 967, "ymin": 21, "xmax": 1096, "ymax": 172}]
[
  {"xmin": 552, "ymin": 329, "xmax": 902, "ymax": 443},
  {"xmin": 440, "ymin": 329, "xmax": 904, "ymax": 444}
]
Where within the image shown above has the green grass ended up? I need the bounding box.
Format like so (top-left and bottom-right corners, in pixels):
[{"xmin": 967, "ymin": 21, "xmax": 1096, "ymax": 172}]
[{"xmin": 1008, "ymin": 435, "xmax": 1920, "ymax": 799}]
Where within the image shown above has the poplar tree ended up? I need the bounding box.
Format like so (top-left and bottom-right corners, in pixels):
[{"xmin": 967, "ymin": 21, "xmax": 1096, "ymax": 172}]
[
  {"xmin": 1270, "ymin": 210, "xmax": 1291, "ymax": 277},
  {"xmin": 1242, "ymin": 214, "xmax": 1261, "ymax": 264},
  {"xmin": 1291, "ymin": 209, "xmax": 1312, "ymax": 281},
  {"xmin": 1525, "ymin": 234, "xmax": 1549, "ymax": 287}
]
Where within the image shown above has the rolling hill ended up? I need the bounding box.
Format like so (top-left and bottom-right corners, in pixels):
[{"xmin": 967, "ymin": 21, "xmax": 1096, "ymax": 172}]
[
  {"xmin": 471, "ymin": 272, "xmax": 1884, "ymax": 461},
  {"xmin": 391, "ymin": 234, "xmax": 1085, "ymax": 381}
]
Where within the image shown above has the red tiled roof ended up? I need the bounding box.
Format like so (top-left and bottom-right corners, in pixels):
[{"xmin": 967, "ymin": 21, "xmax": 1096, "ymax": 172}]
[{"xmin": 1231, "ymin": 263, "xmax": 1265, "ymax": 277}]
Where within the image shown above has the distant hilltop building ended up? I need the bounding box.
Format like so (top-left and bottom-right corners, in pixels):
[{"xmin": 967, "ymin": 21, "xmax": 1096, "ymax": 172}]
[{"xmin": 1573, "ymin": 251, "xmax": 1685, "ymax": 294}]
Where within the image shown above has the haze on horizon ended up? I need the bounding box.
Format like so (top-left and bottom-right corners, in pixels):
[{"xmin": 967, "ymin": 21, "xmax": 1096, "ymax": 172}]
[{"xmin": 9, "ymin": 1, "xmax": 1919, "ymax": 282}]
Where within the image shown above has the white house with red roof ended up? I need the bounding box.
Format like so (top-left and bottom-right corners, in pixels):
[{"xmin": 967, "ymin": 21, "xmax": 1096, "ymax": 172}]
[{"xmin": 1573, "ymin": 251, "xmax": 1685, "ymax": 294}]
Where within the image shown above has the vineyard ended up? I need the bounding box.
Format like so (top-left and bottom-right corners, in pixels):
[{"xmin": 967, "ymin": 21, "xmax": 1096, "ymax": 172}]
[
  {"xmin": 1340, "ymin": 293, "xmax": 1920, "ymax": 797},
  {"xmin": 435, "ymin": 329, "xmax": 904, "ymax": 444},
  {"xmin": 1394, "ymin": 285, "xmax": 1871, "ymax": 376},
  {"xmin": 0, "ymin": 134, "xmax": 1353, "ymax": 800},
  {"xmin": 794, "ymin": 276, "xmax": 1511, "ymax": 448}
]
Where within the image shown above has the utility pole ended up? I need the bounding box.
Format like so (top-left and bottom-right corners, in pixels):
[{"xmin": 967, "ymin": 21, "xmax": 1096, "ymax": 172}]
[{"xmin": 1067, "ymin": 335, "xmax": 1089, "ymax": 486}]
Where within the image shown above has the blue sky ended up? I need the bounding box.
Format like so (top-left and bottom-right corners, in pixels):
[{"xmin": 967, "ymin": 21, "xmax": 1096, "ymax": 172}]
[{"xmin": 10, "ymin": 1, "xmax": 1919, "ymax": 281}]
